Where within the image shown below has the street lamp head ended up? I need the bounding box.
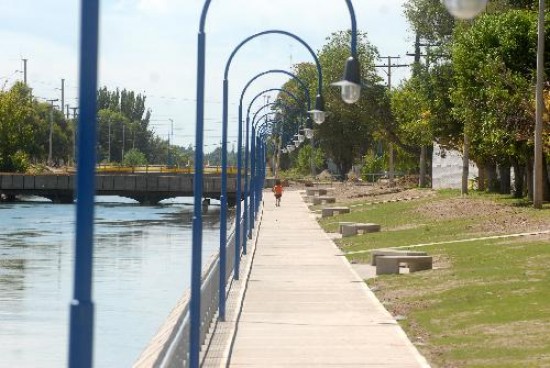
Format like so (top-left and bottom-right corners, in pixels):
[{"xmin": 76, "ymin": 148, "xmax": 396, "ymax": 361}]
[
  {"xmin": 308, "ymin": 94, "xmax": 326, "ymax": 125},
  {"xmin": 331, "ymin": 56, "xmax": 361, "ymax": 104},
  {"xmin": 297, "ymin": 133, "xmax": 305, "ymax": 143},
  {"xmin": 443, "ymin": 0, "xmax": 487, "ymax": 20},
  {"xmin": 304, "ymin": 128, "xmax": 314, "ymax": 140},
  {"xmin": 294, "ymin": 140, "xmax": 300, "ymax": 148}
]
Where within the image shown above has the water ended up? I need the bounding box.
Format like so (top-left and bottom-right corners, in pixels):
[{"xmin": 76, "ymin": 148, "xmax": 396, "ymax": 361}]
[{"xmin": 0, "ymin": 196, "xmax": 222, "ymax": 367}]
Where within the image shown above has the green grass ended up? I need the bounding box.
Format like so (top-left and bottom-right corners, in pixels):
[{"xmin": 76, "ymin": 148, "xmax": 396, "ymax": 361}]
[{"xmin": 317, "ymin": 190, "xmax": 550, "ymax": 367}]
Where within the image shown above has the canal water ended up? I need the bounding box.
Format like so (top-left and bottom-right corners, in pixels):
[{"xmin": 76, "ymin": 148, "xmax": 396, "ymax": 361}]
[{"xmin": 0, "ymin": 196, "xmax": 223, "ymax": 367}]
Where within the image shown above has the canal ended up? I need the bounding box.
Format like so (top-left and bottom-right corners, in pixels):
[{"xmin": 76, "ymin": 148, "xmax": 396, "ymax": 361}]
[{"xmin": 0, "ymin": 196, "xmax": 222, "ymax": 367}]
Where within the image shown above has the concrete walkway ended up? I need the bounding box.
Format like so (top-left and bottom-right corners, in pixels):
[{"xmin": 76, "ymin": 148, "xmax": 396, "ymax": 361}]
[{"xmin": 225, "ymin": 190, "xmax": 430, "ymax": 367}]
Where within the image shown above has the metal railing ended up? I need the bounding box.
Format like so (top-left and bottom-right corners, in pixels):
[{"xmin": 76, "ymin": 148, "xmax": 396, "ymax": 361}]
[{"xmin": 151, "ymin": 210, "xmax": 244, "ymax": 368}]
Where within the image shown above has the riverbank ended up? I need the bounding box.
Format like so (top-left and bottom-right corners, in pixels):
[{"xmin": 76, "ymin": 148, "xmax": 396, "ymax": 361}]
[{"xmin": 314, "ymin": 187, "xmax": 550, "ymax": 367}]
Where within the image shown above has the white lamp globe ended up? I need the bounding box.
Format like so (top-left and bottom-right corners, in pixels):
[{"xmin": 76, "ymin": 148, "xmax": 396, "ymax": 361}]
[
  {"xmin": 297, "ymin": 134, "xmax": 305, "ymax": 143},
  {"xmin": 304, "ymin": 128, "xmax": 314, "ymax": 139},
  {"xmin": 340, "ymin": 82, "xmax": 361, "ymax": 104},
  {"xmin": 311, "ymin": 110, "xmax": 326, "ymax": 125},
  {"xmin": 443, "ymin": 0, "xmax": 487, "ymax": 20}
]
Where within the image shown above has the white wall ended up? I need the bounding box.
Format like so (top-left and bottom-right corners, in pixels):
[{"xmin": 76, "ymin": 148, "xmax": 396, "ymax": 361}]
[{"xmin": 432, "ymin": 143, "xmax": 478, "ymax": 189}]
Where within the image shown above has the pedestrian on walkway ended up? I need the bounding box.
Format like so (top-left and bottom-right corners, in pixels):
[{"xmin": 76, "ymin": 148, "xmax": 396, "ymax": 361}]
[{"xmin": 272, "ymin": 179, "xmax": 283, "ymax": 207}]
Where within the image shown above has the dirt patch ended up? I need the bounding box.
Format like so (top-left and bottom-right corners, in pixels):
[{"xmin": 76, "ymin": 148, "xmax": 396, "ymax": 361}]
[{"xmin": 413, "ymin": 197, "xmax": 550, "ymax": 234}]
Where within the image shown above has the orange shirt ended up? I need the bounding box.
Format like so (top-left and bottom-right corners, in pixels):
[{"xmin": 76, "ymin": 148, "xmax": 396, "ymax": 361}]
[{"xmin": 273, "ymin": 184, "xmax": 283, "ymax": 195}]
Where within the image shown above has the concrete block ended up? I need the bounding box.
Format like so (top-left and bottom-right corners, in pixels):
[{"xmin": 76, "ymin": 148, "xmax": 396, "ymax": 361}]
[
  {"xmin": 370, "ymin": 249, "xmax": 428, "ymax": 266},
  {"xmin": 306, "ymin": 188, "xmax": 328, "ymax": 197},
  {"xmin": 338, "ymin": 222, "xmax": 355, "ymax": 234},
  {"xmin": 376, "ymin": 255, "xmax": 433, "ymax": 275},
  {"xmin": 321, "ymin": 207, "xmax": 350, "ymax": 218},
  {"xmin": 341, "ymin": 223, "xmax": 381, "ymax": 237}
]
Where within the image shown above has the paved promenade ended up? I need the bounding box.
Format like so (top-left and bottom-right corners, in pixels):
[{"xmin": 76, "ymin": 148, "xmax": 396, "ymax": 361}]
[{"xmin": 206, "ymin": 189, "xmax": 430, "ymax": 367}]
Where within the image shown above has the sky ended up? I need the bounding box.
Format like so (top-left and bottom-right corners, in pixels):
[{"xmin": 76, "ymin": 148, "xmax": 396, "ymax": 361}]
[{"xmin": 0, "ymin": 0, "xmax": 415, "ymax": 152}]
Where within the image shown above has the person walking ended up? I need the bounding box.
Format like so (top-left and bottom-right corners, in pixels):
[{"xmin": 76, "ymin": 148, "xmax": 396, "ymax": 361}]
[{"xmin": 272, "ymin": 179, "xmax": 283, "ymax": 207}]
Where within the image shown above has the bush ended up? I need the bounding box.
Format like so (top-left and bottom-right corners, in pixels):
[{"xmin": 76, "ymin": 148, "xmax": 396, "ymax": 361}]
[
  {"xmin": 361, "ymin": 154, "xmax": 385, "ymax": 182},
  {"xmin": 122, "ymin": 149, "xmax": 147, "ymax": 166},
  {"xmin": 10, "ymin": 150, "xmax": 30, "ymax": 173}
]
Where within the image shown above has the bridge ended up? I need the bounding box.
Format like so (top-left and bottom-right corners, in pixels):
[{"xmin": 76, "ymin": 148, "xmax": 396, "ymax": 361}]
[{"xmin": 0, "ymin": 173, "xmax": 241, "ymax": 205}]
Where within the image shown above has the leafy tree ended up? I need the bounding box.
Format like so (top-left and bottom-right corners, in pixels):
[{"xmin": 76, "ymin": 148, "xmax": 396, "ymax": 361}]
[
  {"xmin": 315, "ymin": 31, "xmax": 386, "ymax": 176},
  {"xmin": 0, "ymin": 83, "xmax": 47, "ymax": 171},
  {"xmin": 404, "ymin": 0, "xmax": 455, "ymax": 43},
  {"xmin": 452, "ymin": 10, "xmax": 550, "ymax": 194},
  {"xmin": 295, "ymin": 144, "xmax": 324, "ymax": 175},
  {"xmin": 122, "ymin": 148, "xmax": 147, "ymax": 166}
]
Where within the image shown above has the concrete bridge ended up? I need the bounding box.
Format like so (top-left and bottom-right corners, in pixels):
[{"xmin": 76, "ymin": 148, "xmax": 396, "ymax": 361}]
[{"xmin": 0, "ymin": 173, "xmax": 241, "ymax": 205}]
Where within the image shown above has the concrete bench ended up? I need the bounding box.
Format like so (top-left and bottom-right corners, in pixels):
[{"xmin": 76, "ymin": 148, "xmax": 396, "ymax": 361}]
[
  {"xmin": 376, "ymin": 255, "xmax": 433, "ymax": 275},
  {"xmin": 321, "ymin": 207, "xmax": 350, "ymax": 218},
  {"xmin": 370, "ymin": 249, "xmax": 428, "ymax": 266},
  {"xmin": 312, "ymin": 196, "xmax": 336, "ymax": 205},
  {"xmin": 341, "ymin": 223, "xmax": 381, "ymax": 237},
  {"xmin": 306, "ymin": 188, "xmax": 328, "ymax": 197},
  {"xmin": 338, "ymin": 222, "xmax": 356, "ymax": 233}
]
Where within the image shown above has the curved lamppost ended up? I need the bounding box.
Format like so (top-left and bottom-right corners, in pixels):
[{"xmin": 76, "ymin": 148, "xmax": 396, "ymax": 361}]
[{"xmin": 193, "ymin": 2, "xmax": 361, "ymax": 367}]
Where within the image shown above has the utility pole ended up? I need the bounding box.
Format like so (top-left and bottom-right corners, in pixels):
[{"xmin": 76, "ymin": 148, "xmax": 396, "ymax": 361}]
[
  {"xmin": 375, "ymin": 56, "xmax": 409, "ymax": 187},
  {"xmin": 122, "ymin": 124, "xmax": 125, "ymax": 160},
  {"xmin": 108, "ymin": 118, "xmax": 111, "ymax": 163},
  {"xmin": 533, "ymin": 0, "xmax": 545, "ymax": 208},
  {"xmin": 66, "ymin": 104, "xmax": 70, "ymax": 120},
  {"xmin": 71, "ymin": 107, "xmax": 79, "ymax": 166},
  {"xmin": 46, "ymin": 99, "xmax": 59, "ymax": 166},
  {"xmin": 406, "ymin": 35, "xmax": 445, "ymax": 188},
  {"xmin": 61, "ymin": 79, "xmax": 65, "ymax": 118},
  {"xmin": 168, "ymin": 118, "xmax": 174, "ymax": 166},
  {"xmin": 22, "ymin": 58, "xmax": 28, "ymax": 85}
]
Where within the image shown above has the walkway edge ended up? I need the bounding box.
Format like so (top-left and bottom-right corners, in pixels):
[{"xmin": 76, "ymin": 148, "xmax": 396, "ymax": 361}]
[{"xmin": 300, "ymin": 198, "xmax": 431, "ymax": 368}]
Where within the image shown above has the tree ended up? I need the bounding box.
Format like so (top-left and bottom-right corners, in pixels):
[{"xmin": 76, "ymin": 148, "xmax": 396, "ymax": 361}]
[
  {"xmin": 315, "ymin": 31, "xmax": 386, "ymax": 176},
  {"xmin": 122, "ymin": 148, "xmax": 147, "ymax": 166},
  {"xmin": 0, "ymin": 83, "xmax": 47, "ymax": 171},
  {"xmin": 452, "ymin": 10, "xmax": 550, "ymax": 195}
]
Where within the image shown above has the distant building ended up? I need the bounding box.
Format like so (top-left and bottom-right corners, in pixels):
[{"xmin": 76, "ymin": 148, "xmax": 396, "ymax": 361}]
[{"xmin": 432, "ymin": 143, "xmax": 478, "ymax": 189}]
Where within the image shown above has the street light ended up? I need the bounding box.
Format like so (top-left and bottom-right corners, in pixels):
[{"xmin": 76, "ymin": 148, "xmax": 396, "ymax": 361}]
[
  {"xmin": 331, "ymin": 56, "xmax": 362, "ymax": 104},
  {"xmin": 308, "ymin": 94, "xmax": 326, "ymax": 124},
  {"xmin": 443, "ymin": 0, "xmax": 487, "ymax": 20},
  {"xmin": 304, "ymin": 128, "xmax": 314, "ymax": 139}
]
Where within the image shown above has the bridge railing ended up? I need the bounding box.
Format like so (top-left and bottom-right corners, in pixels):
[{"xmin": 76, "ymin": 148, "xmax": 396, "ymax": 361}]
[{"xmin": 134, "ymin": 208, "xmax": 244, "ymax": 368}]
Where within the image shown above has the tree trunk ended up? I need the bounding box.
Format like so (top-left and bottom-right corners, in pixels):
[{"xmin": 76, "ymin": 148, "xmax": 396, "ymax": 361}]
[
  {"xmin": 388, "ymin": 143, "xmax": 395, "ymax": 187},
  {"xmin": 419, "ymin": 145, "xmax": 427, "ymax": 187},
  {"xmin": 543, "ymin": 154, "xmax": 550, "ymax": 201},
  {"xmin": 526, "ymin": 157, "xmax": 534, "ymax": 201},
  {"xmin": 461, "ymin": 134, "xmax": 470, "ymax": 195},
  {"xmin": 486, "ymin": 162, "xmax": 499, "ymax": 192},
  {"xmin": 513, "ymin": 162, "xmax": 524, "ymax": 198},
  {"xmin": 478, "ymin": 162, "xmax": 486, "ymax": 191},
  {"xmin": 498, "ymin": 163, "xmax": 511, "ymax": 195}
]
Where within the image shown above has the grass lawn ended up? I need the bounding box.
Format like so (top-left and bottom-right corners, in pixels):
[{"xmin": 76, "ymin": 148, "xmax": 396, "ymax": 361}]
[{"xmin": 317, "ymin": 190, "xmax": 550, "ymax": 367}]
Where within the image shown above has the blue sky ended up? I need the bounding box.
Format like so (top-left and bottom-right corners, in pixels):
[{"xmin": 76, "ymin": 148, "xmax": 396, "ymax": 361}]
[{"xmin": 0, "ymin": 0, "xmax": 414, "ymax": 150}]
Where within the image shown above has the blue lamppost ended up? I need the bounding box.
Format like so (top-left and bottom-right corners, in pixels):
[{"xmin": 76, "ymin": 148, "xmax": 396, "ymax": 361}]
[
  {"xmin": 193, "ymin": 2, "xmax": 361, "ymax": 367},
  {"xmin": 68, "ymin": 1, "xmax": 99, "ymax": 367}
]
